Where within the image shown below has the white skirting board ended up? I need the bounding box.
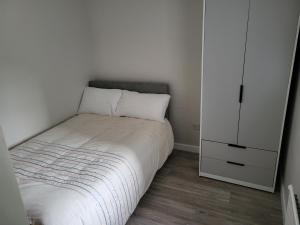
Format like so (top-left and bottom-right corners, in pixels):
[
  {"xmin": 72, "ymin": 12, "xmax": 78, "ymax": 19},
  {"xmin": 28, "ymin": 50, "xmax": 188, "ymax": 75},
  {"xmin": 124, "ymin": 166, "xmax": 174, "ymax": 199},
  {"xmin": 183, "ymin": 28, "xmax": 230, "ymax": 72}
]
[
  {"xmin": 282, "ymin": 182, "xmax": 287, "ymax": 223},
  {"xmin": 281, "ymin": 182, "xmax": 300, "ymax": 225},
  {"xmin": 285, "ymin": 185, "xmax": 299, "ymax": 225},
  {"xmin": 174, "ymin": 143, "xmax": 199, "ymax": 153}
]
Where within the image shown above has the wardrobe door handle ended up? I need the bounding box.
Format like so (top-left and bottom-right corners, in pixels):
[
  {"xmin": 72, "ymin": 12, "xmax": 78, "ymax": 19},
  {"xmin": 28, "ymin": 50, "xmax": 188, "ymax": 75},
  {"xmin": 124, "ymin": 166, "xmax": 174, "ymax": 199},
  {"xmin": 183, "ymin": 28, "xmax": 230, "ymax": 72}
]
[
  {"xmin": 226, "ymin": 161, "xmax": 245, "ymax": 167},
  {"xmin": 228, "ymin": 143, "xmax": 246, "ymax": 149},
  {"xmin": 239, "ymin": 85, "xmax": 244, "ymax": 103}
]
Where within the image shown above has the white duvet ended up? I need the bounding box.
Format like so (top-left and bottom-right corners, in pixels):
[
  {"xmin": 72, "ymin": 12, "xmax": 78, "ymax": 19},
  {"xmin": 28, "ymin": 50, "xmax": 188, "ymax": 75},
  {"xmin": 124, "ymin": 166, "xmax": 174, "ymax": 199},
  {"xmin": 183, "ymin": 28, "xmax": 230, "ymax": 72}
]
[{"xmin": 10, "ymin": 114, "xmax": 174, "ymax": 225}]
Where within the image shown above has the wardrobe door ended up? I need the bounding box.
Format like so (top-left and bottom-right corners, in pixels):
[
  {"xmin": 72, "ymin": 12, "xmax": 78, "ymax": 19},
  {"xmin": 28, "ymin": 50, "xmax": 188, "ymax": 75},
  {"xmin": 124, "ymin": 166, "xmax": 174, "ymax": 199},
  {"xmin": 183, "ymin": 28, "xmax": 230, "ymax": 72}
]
[
  {"xmin": 238, "ymin": 0, "xmax": 300, "ymax": 150},
  {"xmin": 202, "ymin": 0, "xmax": 249, "ymax": 144}
]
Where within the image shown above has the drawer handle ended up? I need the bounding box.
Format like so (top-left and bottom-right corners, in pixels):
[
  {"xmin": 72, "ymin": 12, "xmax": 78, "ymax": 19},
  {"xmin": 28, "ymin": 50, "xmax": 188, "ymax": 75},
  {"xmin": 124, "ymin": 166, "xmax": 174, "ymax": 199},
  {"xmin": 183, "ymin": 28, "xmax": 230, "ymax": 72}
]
[
  {"xmin": 228, "ymin": 144, "xmax": 246, "ymax": 149},
  {"xmin": 226, "ymin": 161, "xmax": 245, "ymax": 167}
]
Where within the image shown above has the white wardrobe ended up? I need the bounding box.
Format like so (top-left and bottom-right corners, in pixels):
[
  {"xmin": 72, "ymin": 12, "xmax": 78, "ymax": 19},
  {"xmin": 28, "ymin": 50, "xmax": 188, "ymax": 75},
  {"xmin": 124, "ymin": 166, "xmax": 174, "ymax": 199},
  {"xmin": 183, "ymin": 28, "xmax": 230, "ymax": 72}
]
[{"xmin": 200, "ymin": 0, "xmax": 300, "ymax": 192}]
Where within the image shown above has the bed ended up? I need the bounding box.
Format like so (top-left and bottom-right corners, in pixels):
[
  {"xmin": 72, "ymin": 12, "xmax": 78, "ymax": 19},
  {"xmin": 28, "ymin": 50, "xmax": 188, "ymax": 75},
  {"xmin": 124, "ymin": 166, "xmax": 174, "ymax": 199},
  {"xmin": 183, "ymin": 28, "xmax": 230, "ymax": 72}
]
[{"xmin": 9, "ymin": 81, "xmax": 174, "ymax": 225}]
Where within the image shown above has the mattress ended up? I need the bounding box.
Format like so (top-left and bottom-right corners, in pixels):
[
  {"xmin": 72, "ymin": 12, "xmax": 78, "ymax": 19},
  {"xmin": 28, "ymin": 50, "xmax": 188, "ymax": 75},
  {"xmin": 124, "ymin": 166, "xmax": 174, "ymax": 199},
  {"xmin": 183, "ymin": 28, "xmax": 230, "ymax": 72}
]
[{"xmin": 10, "ymin": 114, "xmax": 174, "ymax": 225}]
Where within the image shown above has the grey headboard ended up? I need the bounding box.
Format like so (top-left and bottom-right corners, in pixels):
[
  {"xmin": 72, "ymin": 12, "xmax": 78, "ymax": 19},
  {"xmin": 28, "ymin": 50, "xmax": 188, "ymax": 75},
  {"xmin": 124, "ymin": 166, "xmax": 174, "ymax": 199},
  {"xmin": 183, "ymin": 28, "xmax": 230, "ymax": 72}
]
[{"xmin": 88, "ymin": 80, "xmax": 170, "ymax": 118}]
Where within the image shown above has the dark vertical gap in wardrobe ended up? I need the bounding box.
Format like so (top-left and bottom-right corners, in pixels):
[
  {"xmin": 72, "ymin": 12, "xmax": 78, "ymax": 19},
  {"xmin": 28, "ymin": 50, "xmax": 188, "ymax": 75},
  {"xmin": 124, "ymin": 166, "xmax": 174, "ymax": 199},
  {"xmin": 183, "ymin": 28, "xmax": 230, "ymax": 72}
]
[{"xmin": 237, "ymin": 0, "xmax": 251, "ymax": 144}]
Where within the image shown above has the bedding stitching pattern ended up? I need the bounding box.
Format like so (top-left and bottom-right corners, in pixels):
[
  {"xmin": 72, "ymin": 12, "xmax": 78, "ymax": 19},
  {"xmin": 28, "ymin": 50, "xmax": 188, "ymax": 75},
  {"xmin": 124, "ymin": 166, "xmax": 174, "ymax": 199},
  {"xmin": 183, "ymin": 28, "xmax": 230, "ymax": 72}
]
[{"xmin": 10, "ymin": 139, "xmax": 141, "ymax": 225}]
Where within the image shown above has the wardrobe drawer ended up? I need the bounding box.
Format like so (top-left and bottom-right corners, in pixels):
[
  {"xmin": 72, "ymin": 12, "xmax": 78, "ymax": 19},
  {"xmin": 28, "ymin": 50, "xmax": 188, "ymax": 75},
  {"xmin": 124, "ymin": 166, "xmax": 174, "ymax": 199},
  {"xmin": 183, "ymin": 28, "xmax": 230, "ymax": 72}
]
[
  {"xmin": 201, "ymin": 140, "xmax": 277, "ymax": 169},
  {"xmin": 201, "ymin": 157, "xmax": 275, "ymax": 187}
]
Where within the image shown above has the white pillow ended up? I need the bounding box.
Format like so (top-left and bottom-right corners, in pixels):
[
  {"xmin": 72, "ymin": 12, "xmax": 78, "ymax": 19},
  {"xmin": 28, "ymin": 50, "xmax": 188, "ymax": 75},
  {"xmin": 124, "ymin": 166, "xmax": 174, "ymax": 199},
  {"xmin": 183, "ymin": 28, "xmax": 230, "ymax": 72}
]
[
  {"xmin": 116, "ymin": 90, "xmax": 170, "ymax": 122},
  {"xmin": 78, "ymin": 87, "xmax": 122, "ymax": 116}
]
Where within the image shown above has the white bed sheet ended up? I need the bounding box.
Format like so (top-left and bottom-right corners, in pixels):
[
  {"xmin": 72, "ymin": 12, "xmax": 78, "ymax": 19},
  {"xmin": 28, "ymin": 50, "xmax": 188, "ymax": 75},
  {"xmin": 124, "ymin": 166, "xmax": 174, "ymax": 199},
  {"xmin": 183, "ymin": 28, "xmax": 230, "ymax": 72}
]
[{"xmin": 10, "ymin": 114, "xmax": 174, "ymax": 225}]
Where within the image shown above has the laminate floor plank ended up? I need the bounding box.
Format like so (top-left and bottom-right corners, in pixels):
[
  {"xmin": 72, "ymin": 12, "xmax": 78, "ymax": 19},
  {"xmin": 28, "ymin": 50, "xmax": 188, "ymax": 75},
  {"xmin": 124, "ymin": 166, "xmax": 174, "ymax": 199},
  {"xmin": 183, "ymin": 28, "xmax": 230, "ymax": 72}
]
[{"xmin": 127, "ymin": 150, "xmax": 282, "ymax": 225}]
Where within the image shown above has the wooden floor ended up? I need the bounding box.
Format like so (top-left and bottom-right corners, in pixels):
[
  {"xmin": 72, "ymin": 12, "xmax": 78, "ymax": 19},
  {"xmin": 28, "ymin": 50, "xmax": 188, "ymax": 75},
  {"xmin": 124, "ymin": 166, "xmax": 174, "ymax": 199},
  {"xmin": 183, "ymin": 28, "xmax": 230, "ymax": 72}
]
[{"xmin": 127, "ymin": 150, "xmax": 282, "ymax": 225}]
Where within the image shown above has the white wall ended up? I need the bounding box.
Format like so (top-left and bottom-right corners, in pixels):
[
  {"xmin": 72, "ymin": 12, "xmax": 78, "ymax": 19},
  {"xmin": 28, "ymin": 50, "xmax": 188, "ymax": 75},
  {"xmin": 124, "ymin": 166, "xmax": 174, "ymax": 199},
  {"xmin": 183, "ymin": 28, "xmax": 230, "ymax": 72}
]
[
  {"xmin": 281, "ymin": 43, "xmax": 300, "ymax": 210},
  {"xmin": 0, "ymin": 0, "xmax": 92, "ymax": 147},
  {"xmin": 88, "ymin": 0, "xmax": 203, "ymax": 145},
  {"xmin": 0, "ymin": 0, "xmax": 202, "ymax": 147}
]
